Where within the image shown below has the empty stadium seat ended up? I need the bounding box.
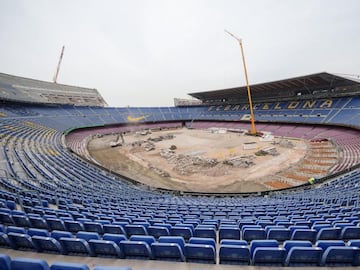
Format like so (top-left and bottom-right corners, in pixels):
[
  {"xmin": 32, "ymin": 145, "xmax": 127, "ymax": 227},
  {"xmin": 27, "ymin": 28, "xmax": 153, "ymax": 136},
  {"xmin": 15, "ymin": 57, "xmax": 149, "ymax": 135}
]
[
  {"xmin": 219, "ymin": 244, "xmax": 250, "ymax": 265},
  {"xmin": 50, "ymin": 262, "xmax": 89, "ymax": 270},
  {"xmin": 219, "ymin": 226, "xmax": 240, "ymax": 241},
  {"xmin": 64, "ymin": 220, "xmax": 84, "ymax": 233},
  {"xmin": 284, "ymin": 247, "xmax": 323, "ymax": 266},
  {"xmin": 119, "ymin": 240, "xmax": 153, "ymax": 259},
  {"xmin": 252, "ymin": 247, "xmax": 286, "ymax": 266},
  {"xmin": 170, "ymin": 227, "xmax": 193, "ymax": 241},
  {"xmin": 147, "ymin": 226, "xmax": 170, "ymax": 239},
  {"xmin": 340, "ymin": 226, "xmax": 360, "ymax": 240},
  {"xmin": 242, "ymin": 228, "xmax": 266, "ymax": 242},
  {"xmin": 158, "ymin": 236, "xmax": 185, "ymax": 253},
  {"xmin": 316, "ymin": 240, "xmax": 346, "ymax": 251},
  {"xmin": 250, "ymin": 239, "xmax": 278, "ymax": 257},
  {"xmin": 103, "ymin": 224, "xmax": 126, "ymax": 235},
  {"xmin": 89, "ymin": 239, "xmax": 123, "ymax": 258},
  {"xmin": 184, "ymin": 243, "xmax": 216, "ymax": 264},
  {"xmin": 28, "ymin": 228, "xmax": 49, "ymax": 237},
  {"xmin": 194, "ymin": 227, "xmax": 216, "ymax": 240},
  {"xmin": 11, "ymin": 257, "xmax": 50, "ymax": 270},
  {"xmin": 266, "ymin": 228, "xmax": 290, "ymax": 242},
  {"xmin": 60, "ymin": 238, "xmax": 93, "ymax": 256},
  {"xmin": 7, "ymin": 232, "xmax": 37, "ymax": 251},
  {"xmin": 321, "ymin": 246, "xmax": 360, "ymax": 266},
  {"xmin": 316, "ymin": 227, "xmax": 340, "ymax": 240},
  {"xmin": 76, "ymin": 231, "xmax": 100, "ymax": 242},
  {"xmin": 124, "ymin": 225, "xmax": 148, "ymax": 237},
  {"xmin": 0, "ymin": 253, "xmax": 11, "ymax": 270},
  {"xmin": 151, "ymin": 242, "xmax": 185, "ymax": 261},
  {"xmin": 32, "ymin": 236, "xmax": 64, "ymax": 254}
]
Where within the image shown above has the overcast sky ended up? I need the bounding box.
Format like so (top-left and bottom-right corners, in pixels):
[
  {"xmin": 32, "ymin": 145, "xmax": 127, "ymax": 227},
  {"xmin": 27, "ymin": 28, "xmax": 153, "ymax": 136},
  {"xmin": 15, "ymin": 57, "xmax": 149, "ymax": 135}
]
[{"xmin": 0, "ymin": 0, "xmax": 359, "ymax": 107}]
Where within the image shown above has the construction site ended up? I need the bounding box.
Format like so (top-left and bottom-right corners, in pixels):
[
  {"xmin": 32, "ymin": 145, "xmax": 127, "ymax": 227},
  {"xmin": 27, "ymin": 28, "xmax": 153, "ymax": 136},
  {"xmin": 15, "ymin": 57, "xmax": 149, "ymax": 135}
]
[{"xmin": 86, "ymin": 127, "xmax": 338, "ymax": 193}]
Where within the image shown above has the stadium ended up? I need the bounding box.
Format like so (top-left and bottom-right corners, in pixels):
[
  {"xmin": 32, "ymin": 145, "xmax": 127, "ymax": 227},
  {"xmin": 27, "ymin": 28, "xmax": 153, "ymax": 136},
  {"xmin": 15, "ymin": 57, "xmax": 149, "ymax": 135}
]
[{"xmin": 0, "ymin": 70, "xmax": 359, "ymax": 270}]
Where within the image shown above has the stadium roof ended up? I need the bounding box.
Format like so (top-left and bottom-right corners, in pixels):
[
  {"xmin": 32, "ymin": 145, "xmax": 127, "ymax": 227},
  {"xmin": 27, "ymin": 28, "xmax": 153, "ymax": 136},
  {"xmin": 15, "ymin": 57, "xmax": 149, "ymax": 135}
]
[{"xmin": 189, "ymin": 72, "xmax": 360, "ymax": 103}]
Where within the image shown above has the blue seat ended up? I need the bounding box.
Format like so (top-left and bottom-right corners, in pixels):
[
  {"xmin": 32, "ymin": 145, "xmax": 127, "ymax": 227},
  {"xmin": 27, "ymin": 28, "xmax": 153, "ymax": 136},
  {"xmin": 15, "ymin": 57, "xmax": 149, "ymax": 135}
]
[
  {"xmin": 7, "ymin": 232, "xmax": 37, "ymax": 250},
  {"xmin": 266, "ymin": 228, "xmax": 290, "ymax": 242},
  {"xmin": 124, "ymin": 225, "xmax": 147, "ymax": 237},
  {"xmin": 0, "ymin": 253, "xmax": 11, "ymax": 270},
  {"xmin": 29, "ymin": 216, "xmax": 48, "ymax": 229},
  {"xmin": 28, "ymin": 228, "xmax": 49, "ymax": 237},
  {"xmin": 220, "ymin": 239, "xmax": 248, "ymax": 245},
  {"xmin": 291, "ymin": 229, "xmax": 317, "ymax": 242},
  {"xmin": 170, "ymin": 227, "xmax": 193, "ymax": 241},
  {"xmin": 89, "ymin": 239, "xmax": 123, "ymax": 258},
  {"xmin": 64, "ymin": 220, "xmax": 84, "ymax": 233},
  {"xmin": 316, "ymin": 227, "xmax": 340, "ymax": 240},
  {"xmin": 84, "ymin": 222, "xmax": 103, "ymax": 234},
  {"xmin": 194, "ymin": 227, "xmax": 216, "ymax": 240},
  {"xmin": 243, "ymin": 228, "xmax": 266, "ymax": 242},
  {"xmin": 189, "ymin": 237, "xmax": 216, "ymax": 249},
  {"xmin": 348, "ymin": 239, "xmax": 360, "ymax": 247},
  {"xmin": 12, "ymin": 214, "xmax": 31, "ymax": 227},
  {"xmin": 316, "ymin": 240, "xmax": 345, "ymax": 251},
  {"xmin": 283, "ymin": 240, "xmax": 312, "ymax": 253},
  {"xmin": 0, "ymin": 233, "xmax": 11, "ymax": 248},
  {"xmin": 0, "ymin": 213, "xmax": 14, "ymax": 225},
  {"xmin": 219, "ymin": 226, "xmax": 240, "ymax": 241},
  {"xmin": 151, "ymin": 242, "xmax": 185, "ymax": 261},
  {"xmin": 250, "ymin": 239, "xmax": 278, "ymax": 257},
  {"xmin": 103, "ymin": 224, "xmax": 126, "ymax": 235},
  {"xmin": 7, "ymin": 226, "xmax": 26, "ymax": 234},
  {"xmin": 102, "ymin": 233, "xmax": 127, "ymax": 245},
  {"xmin": 32, "ymin": 235, "xmax": 64, "ymax": 254},
  {"xmin": 147, "ymin": 226, "xmax": 170, "ymax": 239},
  {"xmin": 11, "ymin": 258, "xmax": 50, "ymax": 270},
  {"xmin": 321, "ymin": 246, "xmax": 360, "ymax": 266},
  {"xmin": 340, "ymin": 226, "xmax": 360, "ymax": 240},
  {"xmin": 76, "ymin": 231, "xmax": 100, "ymax": 242},
  {"xmin": 119, "ymin": 240, "xmax": 153, "ymax": 259},
  {"xmin": 184, "ymin": 243, "xmax": 216, "ymax": 264},
  {"xmin": 46, "ymin": 218, "xmax": 66, "ymax": 231},
  {"xmin": 59, "ymin": 237, "xmax": 93, "ymax": 256},
  {"xmin": 51, "ymin": 230, "xmax": 73, "ymax": 241},
  {"xmin": 285, "ymin": 247, "xmax": 322, "ymax": 266},
  {"xmin": 129, "ymin": 235, "xmax": 155, "ymax": 246},
  {"xmin": 158, "ymin": 236, "xmax": 185, "ymax": 253},
  {"xmin": 50, "ymin": 262, "xmax": 89, "ymax": 270},
  {"xmin": 252, "ymin": 247, "xmax": 286, "ymax": 266},
  {"xmin": 219, "ymin": 244, "xmax": 250, "ymax": 265}
]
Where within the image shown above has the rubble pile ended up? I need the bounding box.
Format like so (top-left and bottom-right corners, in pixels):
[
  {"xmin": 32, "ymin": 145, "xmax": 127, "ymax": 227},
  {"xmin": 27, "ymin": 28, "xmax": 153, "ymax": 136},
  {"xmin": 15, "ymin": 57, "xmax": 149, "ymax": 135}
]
[
  {"xmin": 223, "ymin": 155, "xmax": 255, "ymax": 168},
  {"xmin": 273, "ymin": 139, "xmax": 294, "ymax": 148},
  {"xmin": 255, "ymin": 147, "xmax": 279, "ymax": 156},
  {"xmin": 160, "ymin": 149, "xmax": 218, "ymax": 175}
]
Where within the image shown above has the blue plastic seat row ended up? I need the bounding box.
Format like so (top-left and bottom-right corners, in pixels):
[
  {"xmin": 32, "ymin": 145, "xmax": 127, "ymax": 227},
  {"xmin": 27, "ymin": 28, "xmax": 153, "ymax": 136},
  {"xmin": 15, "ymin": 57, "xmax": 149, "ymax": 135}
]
[
  {"xmin": 219, "ymin": 239, "xmax": 360, "ymax": 266},
  {"xmin": 0, "ymin": 253, "xmax": 132, "ymax": 270}
]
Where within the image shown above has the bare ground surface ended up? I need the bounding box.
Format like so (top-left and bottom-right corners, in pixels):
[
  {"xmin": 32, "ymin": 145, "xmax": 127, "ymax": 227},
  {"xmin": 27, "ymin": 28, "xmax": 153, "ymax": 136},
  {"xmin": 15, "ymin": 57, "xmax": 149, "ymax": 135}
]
[{"xmin": 88, "ymin": 128, "xmax": 308, "ymax": 193}]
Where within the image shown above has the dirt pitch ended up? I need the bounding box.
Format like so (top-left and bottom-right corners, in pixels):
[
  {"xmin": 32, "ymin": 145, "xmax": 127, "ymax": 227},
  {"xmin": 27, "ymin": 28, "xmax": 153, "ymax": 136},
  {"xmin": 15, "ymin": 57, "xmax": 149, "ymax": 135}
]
[{"xmin": 88, "ymin": 128, "xmax": 307, "ymax": 193}]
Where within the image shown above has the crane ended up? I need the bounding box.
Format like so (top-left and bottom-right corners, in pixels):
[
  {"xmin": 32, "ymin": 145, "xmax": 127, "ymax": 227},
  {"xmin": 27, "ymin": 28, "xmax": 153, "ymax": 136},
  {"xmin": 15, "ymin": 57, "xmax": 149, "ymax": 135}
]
[
  {"xmin": 53, "ymin": 45, "xmax": 65, "ymax": 84},
  {"xmin": 225, "ymin": 30, "xmax": 258, "ymax": 135}
]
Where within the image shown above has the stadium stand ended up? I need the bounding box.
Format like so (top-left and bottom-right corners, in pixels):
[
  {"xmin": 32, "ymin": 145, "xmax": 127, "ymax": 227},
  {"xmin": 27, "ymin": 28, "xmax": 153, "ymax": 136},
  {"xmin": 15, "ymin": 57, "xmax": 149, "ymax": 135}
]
[{"xmin": 0, "ymin": 72, "xmax": 360, "ymax": 268}]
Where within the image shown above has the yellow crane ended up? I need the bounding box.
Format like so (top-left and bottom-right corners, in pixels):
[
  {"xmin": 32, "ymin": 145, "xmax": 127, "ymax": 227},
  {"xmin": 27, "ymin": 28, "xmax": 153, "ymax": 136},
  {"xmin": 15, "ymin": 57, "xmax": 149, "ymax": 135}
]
[{"xmin": 225, "ymin": 30, "xmax": 257, "ymax": 135}]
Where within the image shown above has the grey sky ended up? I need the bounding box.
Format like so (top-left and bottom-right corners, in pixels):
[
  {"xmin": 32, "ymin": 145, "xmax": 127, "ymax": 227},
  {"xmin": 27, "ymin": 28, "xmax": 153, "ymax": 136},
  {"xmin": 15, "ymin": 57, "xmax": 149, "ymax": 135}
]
[{"xmin": 0, "ymin": 0, "xmax": 359, "ymax": 107}]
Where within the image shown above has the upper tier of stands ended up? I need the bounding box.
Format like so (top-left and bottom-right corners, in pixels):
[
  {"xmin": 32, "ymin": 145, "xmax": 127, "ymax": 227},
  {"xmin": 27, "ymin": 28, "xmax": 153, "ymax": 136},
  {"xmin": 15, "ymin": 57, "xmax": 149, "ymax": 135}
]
[{"xmin": 0, "ymin": 73, "xmax": 107, "ymax": 106}]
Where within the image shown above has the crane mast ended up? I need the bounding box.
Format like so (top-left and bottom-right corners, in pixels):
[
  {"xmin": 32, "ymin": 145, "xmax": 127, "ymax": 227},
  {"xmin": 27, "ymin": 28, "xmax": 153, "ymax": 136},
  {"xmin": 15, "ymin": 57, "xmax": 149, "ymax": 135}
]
[{"xmin": 53, "ymin": 45, "xmax": 65, "ymax": 83}]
